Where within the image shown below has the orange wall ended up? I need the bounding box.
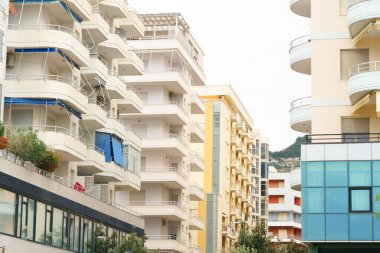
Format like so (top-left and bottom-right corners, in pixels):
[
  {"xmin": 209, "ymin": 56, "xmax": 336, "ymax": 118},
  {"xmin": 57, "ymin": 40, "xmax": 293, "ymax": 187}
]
[
  {"xmin": 294, "ymin": 197, "xmax": 301, "ymax": 206},
  {"xmin": 269, "ymin": 180, "xmax": 284, "ymax": 188},
  {"xmin": 269, "ymin": 195, "xmax": 284, "ymax": 204}
]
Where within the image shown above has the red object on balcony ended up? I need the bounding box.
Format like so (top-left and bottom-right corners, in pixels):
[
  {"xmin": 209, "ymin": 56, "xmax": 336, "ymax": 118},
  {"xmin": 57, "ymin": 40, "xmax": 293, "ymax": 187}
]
[
  {"xmin": 74, "ymin": 182, "xmax": 85, "ymax": 192},
  {"xmin": 9, "ymin": 3, "xmax": 17, "ymax": 16}
]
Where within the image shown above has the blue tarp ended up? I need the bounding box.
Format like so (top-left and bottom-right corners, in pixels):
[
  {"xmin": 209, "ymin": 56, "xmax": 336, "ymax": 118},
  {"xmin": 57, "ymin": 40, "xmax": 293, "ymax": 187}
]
[
  {"xmin": 95, "ymin": 132, "xmax": 112, "ymax": 163},
  {"xmin": 111, "ymin": 135, "xmax": 124, "ymax": 167},
  {"xmin": 5, "ymin": 98, "xmax": 81, "ymax": 119},
  {"xmin": 15, "ymin": 48, "xmax": 80, "ymax": 70}
]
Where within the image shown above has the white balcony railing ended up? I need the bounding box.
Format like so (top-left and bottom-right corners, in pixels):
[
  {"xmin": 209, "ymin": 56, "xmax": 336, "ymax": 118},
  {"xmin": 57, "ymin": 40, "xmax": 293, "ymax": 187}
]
[
  {"xmin": 290, "ymin": 96, "xmax": 311, "ymax": 110},
  {"xmin": 289, "ymin": 35, "xmax": 311, "ymax": 51},
  {"xmin": 140, "ymin": 133, "xmax": 188, "ymax": 146},
  {"xmin": 191, "ymin": 151, "xmax": 205, "ymax": 163},
  {"xmin": 87, "ymin": 144, "xmax": 105, "ymax": 156},
  {"xmin": 146, "ymin": 235, "xmax": 186, "ymax": 244},
  {"xmin": 350, "ymin": 61, "xmax": 380, "ymax": 77},
  {"xmin": 121, "ymin": 201, "xmax": 187, "ymax": 211},
  {"xmin": 141, "ymin": 167, "xmax": 188, "ymax": 179},
  {"xmin": 144, "ymin": 67, "xmax": 192, "ymax": 85}
]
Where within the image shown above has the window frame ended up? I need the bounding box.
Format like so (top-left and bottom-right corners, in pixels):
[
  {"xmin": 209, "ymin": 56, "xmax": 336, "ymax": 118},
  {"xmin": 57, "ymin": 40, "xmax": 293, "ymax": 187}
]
[{"xmin": 349, "ymin": 187, "xmax": 372, "ymax": 213}]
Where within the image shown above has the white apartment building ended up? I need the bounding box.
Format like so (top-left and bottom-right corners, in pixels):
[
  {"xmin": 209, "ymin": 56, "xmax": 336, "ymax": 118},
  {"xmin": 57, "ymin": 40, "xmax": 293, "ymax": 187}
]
[
  {"xmin": 117, "ymin": 13, "xmax": 207, "ymax": 253},
  {"xmin": 268, "ymin": 166, "xmax": 301, "ymax": 243},
  {"xmin": 0, "ymin": 0, "xmax": 147, "ymax": 252}
]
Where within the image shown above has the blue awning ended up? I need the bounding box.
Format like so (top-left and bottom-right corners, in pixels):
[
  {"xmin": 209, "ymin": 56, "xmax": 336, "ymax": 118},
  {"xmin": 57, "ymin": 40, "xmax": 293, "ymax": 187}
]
[
  {"xmin": 96, "ymin": 132, "xmax": 112, "ymax": 163},
  {"xmin": 5, "ymin": 98, "xmax": 81, "ymax": 119},
  {"xmin": 15, "ymin": 48, "xmax": 80, "ymax": 70},
  {"xmin": 59, "ymin": 2, "xmax": 82, "ymax": 23},
  {"xmin": 111, "ymin": 135, "xmax": 124, "ymax": 167}
]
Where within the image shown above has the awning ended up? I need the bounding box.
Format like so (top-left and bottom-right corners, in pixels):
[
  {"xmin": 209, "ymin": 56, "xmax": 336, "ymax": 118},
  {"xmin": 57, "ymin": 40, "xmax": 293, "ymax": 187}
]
[
  {"xmin": 5, "ymin": 98, "xmax": 82, "ymax": 119},
  {"xmin": 15, "ymin": 48, "xmax": 80, "ymax": 69},
  {"xmin": 351, "ymin": 94, "xmax": 370, "ymax": 113},
  {"xmin": 95, "ymin": 132, "xmax": 112, "ymax": 163},
  {"xmin": 111, "ymin": 135, "xmax": 124, "ymax": 167}
]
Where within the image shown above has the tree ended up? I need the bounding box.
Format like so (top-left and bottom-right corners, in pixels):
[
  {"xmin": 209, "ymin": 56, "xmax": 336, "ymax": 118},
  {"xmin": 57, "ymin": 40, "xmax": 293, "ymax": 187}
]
[
  {"xmin": 231, "ymin": 245, "xmax": 257, "ymax": 253},
  {"xmin": 88, "ymin": 226, "xmax": 117, "ymax": 253},
  {"xmin": 285, "ymin": 240, "xmax": 307, "ymax": 253},
  {"xmin": 110, "ymin": 233, "xmax": 148, "ymax": 253},
  {"xmin": 238, "ymin": 221, "xmax": 275, "ymax": 253},
  {"xmin": 36, "ymin": 150, "xmax": 61, "ymax": 172}
]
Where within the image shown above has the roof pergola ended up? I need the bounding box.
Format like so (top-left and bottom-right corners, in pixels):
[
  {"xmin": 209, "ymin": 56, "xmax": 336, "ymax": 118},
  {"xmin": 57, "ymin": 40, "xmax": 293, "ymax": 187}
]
[{"xmin": 138, "ymin": 13, "xmax": 190, "ymax": 31}]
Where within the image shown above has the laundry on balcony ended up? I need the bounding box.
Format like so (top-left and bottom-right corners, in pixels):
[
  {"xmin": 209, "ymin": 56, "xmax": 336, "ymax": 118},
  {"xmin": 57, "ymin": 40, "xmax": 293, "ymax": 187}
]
[{"xmin": 74, "ymin": 181, "xmax": 85, "ymax": 192}]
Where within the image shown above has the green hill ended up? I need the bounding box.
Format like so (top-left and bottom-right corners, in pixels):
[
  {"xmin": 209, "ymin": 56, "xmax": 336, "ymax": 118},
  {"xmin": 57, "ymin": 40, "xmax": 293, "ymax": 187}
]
[{"xmin": 270, "ymin": 136, "xmax": 306, "ymax": 160}]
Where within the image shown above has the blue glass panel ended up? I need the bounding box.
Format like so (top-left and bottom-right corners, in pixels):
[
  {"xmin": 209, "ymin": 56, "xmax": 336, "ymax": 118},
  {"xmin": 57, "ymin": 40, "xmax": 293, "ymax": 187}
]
[
  {"xmin": 351, "ymin": 189, "xmax": 371, "ymax": 212},
  {"xmin": 350, "ymin": 214, "xmax": 372, "ymax": 240},
  {"xmin": 95, "ymin": 132, "xmax": 111, "ymax": 162},
  {"xmin": 373, "ymin": 214, "xmax": 380, "ymax": 240},
  {"xmin": 326, "ymin": 214, "xmax": 349, "ymax": 241},
  {"xmin": 349, "ymin": 161, "xmax": 371, "ymax": 186},
  {"xmin": 326, "ymin": 188, "xmax": 348, "ymax": 213},
  {"xmin": 301, "ymin": 162, "xmax": 307, "ymax": 186},
  {"xmin": 307, "ymin": 188, "xmax": 324, "ymax": 213},
  {"xmin": 306, "ymin": 214, "xmax": 325, "ymax": 241},
  {"xmin": 373, "ymin": 161, "xmax": 380, "ymax": 186},
  {"xmin": 326, "ymin": 161, "xmax": 348, "ymax": 187},
  {"xmin": 302, "ymin": 214, "xmax": 307, "ymax": 241},
  {"xmin": 306, "ymin": 162, "xmax": 324, "ymax": 187},
  {"xmin": 301, "ymin": 188, "xmax": 307, "ymax": 213},
  {"xmin": 373, "ymin": 187, "xmax": 380, "ymax": 214}
]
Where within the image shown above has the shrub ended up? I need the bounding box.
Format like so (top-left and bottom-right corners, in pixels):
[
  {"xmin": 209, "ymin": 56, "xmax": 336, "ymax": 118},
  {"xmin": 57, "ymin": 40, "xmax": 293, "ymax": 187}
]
[{"xmin": 36, "ymin": 150, "xmax": 61, "ymax": 173}]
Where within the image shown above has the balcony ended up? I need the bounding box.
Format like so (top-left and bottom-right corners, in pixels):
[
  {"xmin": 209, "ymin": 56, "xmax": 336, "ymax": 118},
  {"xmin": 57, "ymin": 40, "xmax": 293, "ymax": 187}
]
[
  {"xmin": 348, "ymin": 61, "xmax": 380, "ymax": 104},
  {"xmin": 95, "ymin": 161, "xmax": 124, "ymax": 183},
  {"xmin": 99, "ymin": 0, "xmax": 128, "ymax": 18},
  {"xmin": 81, "ymin": 55, "xmax": 109, "ymax": 82},
  {"xmin": 98, "ymin": 113, "xmax": 126, "ymax": 140},
  {"xmin": 190, "ymin": 151, "xmax": 205, "ymax": 172},
  {"xmin": 98, "ymin": 32, "xmax": 128, "ymax": 59},
  {"xmin": 140, "ymin": 167, "xmax": 188, "ymax": 189},
  {"xmin": 121, "ymin": 101, "xmax": 188, "ymax": 125},
  {"xmin": 8, "ymin": 24, "xmax": 90, "ymax": 66},
  {"xmin": 81, "ymin": 12, "xmax": 110, "ymax": 44},
  {"xmin": 115, "ymin": 9, "xmax": 146, "ymax": 39},
  {"xmin": 81, "ymin": 101, "xmax": 107, "ymax": 129},
  {"xmin": 106, "ymin": 72, "xmax": 128, "ymax": 99},
  {"xmin": 189, "ymin": 213, "xmax": 204, "ymax": 230},
  {"xmin": 124, "ymin": 68, "xmax": 191, "ymax": 94},
  {"xmin": 4, "ymin": 74, "xmax": 88, "ymax": 113},
  {"xmin": 141, "ymin": 134, "xmax": 188, "ymax": 157},
  {"xmin": 290, "ymin": 0, "xmax": 311, "ymax": 18},
  {"xmin": 191, "ymin": 92, "xmax": 206, "ymax": 114},
  {"xmin": 289, "ymin": 96, "xmax": 311, "ymax": 133},
  {"xmin": 290, "ymin": 168, "xmax": 301, "ymax": 191},
  {"xmin": 114, "ymin": 169, "xmax": 141, "ymax": 191},
  {"xmin": 124, "ymin": 201, "xmax": 188, "ymax": 221},
  {"xmin": 269, "ymin": 203, "xmax": 301, "ymax": 213},
  {"xmin": 145, "ymin": 235, "xmax": 187, "ymax": 253},
  {"xmin": 116, "ymin": 50, "xmax": 144, "ymax": 75},
  {"xmin": 190, "ymin": 123, "xmax": 205, "ymax": 143},
  {"xmin": 222, "ymin": 225, "xmax": 233, "ymax": 239},
  {"xmin": 189, "ymin": 183, "xmax": 204, "ymax": 201},
  {"xmin": 125, "ymin": 129, "xmax": 142, "ymax": 150},
  {"xmin": 77, "ymin": 145, "xmax": 106, "ymax": 176},
  {"xmin": 114, "ymin": 90, "xmax": 143, "ymax": 114},
  {"xmin": 289, "ymin": 35, "xmax": 311, "ymax": 75},
  {"xmin": 60, "ymin": 0, "xmax": 92, "ymax": 21},
  {"xmin": 268, "ymin": 220, "xmax": 302, "ymax": 229},
  {"xmin": 347, "ymin": 0, "xmax": 380, "ymax": 39}
]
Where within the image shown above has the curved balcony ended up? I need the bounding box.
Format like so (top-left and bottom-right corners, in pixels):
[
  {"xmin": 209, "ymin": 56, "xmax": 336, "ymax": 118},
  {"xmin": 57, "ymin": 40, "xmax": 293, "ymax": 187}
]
[
  {"xmin": 114, "ymin": 90, "xmax": 143, "ymax": 114},
  {"xmin": 140, "ymin": 167, "xmax": 188, "ymax": 189},
  {"xmin": 77, "ymin": 145, "xmax": 106, "ymax": 176},
  {"xmin": 60, "ymin": 0, "xmax": 91, "ymax": 21},
  {"xmin": 106, "ymin": 72, "xmax": 128, "ymax": 99},
  {"xmin": 95, "ymin": 161, "xmax": 124, "ymax": 183},
  {"xmin": 4, "ymin": 74, "xmax": 88, "ymax": 113},
  {"xmin": 145, "ymin": 235, "xmax": 186, "ymax": 253},
  {"xmin": 98, "ymin": 113, "xmax": 126, "ymax": 140},
  {"xmin": 81, "ymin": 100, "xmax": 107, "ymax": 130},
  {"xmin": 290, "ymin": 168, "xmax": 301, "ymax": 191},
  {"xmin": 348, "ymin": 61, "xmax": 380, "ymax": 103},
  {"xmin": 125, "ymin": 129, "xmax": 142, "ymax": 151},
  {"xmin": 290, "ymin": 0, "xmax": 311, "ymax": 18},
  {"xmin": 123, "ymin": 201, "xmax": 188, "ymax": 221},
  {"xmin": 117, "ymin": 50, "xmax": 144, "ymax": 76},
  {"xmin": 347, "ymin": 0, "xmax": 380, "ymax": 38},
  {"xmin": 8, "ymin": 24, "xmax": 90, "ymax": 66},
  {"xmin": 98, "ymin": 32, "xmax": 128, "ymax": 59},
  {"xmin": 81, "ymin": 12, "xmax": 110, "ymax": 44},
  {"xmin": 99, "ymin": 0, "xmax": 128, "ymax": 18},
  {"xmin": 289, "ymin": 96, "xmax": 312, "ymax": 133},
  {"xmin": 115, "ymin": 9, "xmax": 146, "ymax": 39},
  {"xmin": 141, "ymin": 134, "xmax": 188, "ymax": 157},
  {"xmin": 114, "ymin": 169, "xmax": 141, "ymax": 191},
  {"xmin": 289, "ymin": 35, "xmax": 311, "ymax": 75}
]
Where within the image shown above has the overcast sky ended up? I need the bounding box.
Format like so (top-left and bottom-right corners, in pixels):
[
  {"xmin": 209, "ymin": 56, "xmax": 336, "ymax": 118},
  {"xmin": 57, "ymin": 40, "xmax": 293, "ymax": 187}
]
[{"xmin": 129, "ymin": 0, "xmax": 311, "ymax": 151}]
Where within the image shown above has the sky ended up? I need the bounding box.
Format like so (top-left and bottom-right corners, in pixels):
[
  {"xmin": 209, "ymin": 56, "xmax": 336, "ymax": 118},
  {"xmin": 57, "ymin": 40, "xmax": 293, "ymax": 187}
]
[{"xmin": 129, "ymin": 0, "xmax": 311, "ymax": 151}]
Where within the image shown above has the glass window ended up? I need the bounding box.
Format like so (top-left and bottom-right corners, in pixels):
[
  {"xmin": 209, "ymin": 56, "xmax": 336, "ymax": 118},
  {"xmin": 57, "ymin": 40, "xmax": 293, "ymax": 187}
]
[
  {"xmin": 374, "ymin": 215, "xmax": 380, "ymax": 240},
  {"xmin": 326, "ymin": 214, "xmax": 348, "ymax": 240},
  {"xmin": 0, "ymin": 188, "xmax": 16, "ymax": 235},
  {"xmin": 11, "ymin": 109, "xmax": 33, "ymax": 127},
  {"xmin": 63, "ymin": 212, "xmax": 69, "ymax": 249},
  {"xmin": 305, "ymin": 214, "xmax": 325, "ymax": 241},
  {"xmin": 326, "ymin": 188, "xmax": 348, "ymax": 213},
  {"xmin": 46, "ymin": 205, "xmax": 52, "ymax": 245},
  {"xmin": 35, "ymin": 202, "xmax": 46, "ymax": 243},
  {"xmin": 373, "ymin": 187, "xmax": 380, "ymax": 214},
  {"xmin": 74, "ymin": 215, "xmax": 80, "ymax": 251},
  {"xmin": 349, "ymin": 214, "xmax": 373, "ymax": 240},
  {"xmin": 306, "ymin": 188, "xmax": 324, "ymax": 213},
  {"xmin": 373, "ymin": 161, "xmax": 380, "ymax": 186},
  {"xmin": 350, "ymin": 188, "xmax": 371, "ymax": 212},
  {"xmin": 326, "ymin": 161, "xmax": 348, "ymax": 187},
  {"xmin": 349, "ymin": 161, "xmax": 371, "ymax": 186},
  {"xmin": 52, "ymin": 208, "xmax": 63, "ymax": 247},
  {"xmin": 306, "ymin": 162, "xmax": 324, "ymax": 187}
]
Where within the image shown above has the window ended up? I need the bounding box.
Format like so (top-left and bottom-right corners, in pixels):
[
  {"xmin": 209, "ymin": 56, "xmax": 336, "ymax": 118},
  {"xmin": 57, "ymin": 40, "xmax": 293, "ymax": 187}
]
[
  {"xmin": 326, "ymin": 214, "xmax": 349, "ymax": 240},
  {"xmin": 350, "ymin": 188, "xmax": 372, "ymax": 212},
  {"xmin": 326, "ymin": 161, "xmax": 348, "ymax": 186},
  {"xmin": 342, "ymin": 117, "xmax": 370, "ymax": 142},
  {"xmin": 0, "ymin": 189, "xmax": 16, "ymax": 235},
  {"xmin": 326, "ymin": 188, "xmax": 348, "ymax": 213},
  {"xmin": 306, "ymin": 188, "xmax": 324, "ymax": 213},
  {"xmin": 52, "ymin": 208, "xmax": 63, "ymax": 247},
  {"xmin": 349, "ymin": 161, "xmax": 371, "ymax": 186},
  {"xmin": 17, "ymin": 196, "xmax": 35, "ymax": 240},
  {"xmin": 306, "ymin": 162, "xmax": 324, "ymax": 187},
  {"xmin": 11, "ymin": 109, "xmax": 33, "ymax": 127},
  {"xmin": 340, "ymin": 49, "xmax": 369, "ymax": 80}
]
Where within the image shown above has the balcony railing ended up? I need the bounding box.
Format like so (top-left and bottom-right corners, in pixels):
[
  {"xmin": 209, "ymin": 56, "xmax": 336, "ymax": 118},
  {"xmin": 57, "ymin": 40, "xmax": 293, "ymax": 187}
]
[
  {"xmin": 349, "ymin": 61, "xmax": 380, "ymax": 77},
  {"xmin": 146, "ymin": 235, "xmax": 186, "ymax": 244},
  {"xmin": 191, "ymin": 151, "xmax": 204, "ymax": 163},
  {"xmin": 347, "ymin": 0, "xmax": 367, "ymax": 8},
  {"xmin": 192, "ymin": 122, "xmax": 205, "ymax": 135},
  {"xmin": 87, "ymin": 144, "xmax": 105, "ymax": 156},
  {"xmin": 121, "ymin": 201, "xmax": 187, "ymax": 211},
  {"xmin": 5, "ymin": 74, "xmax": 87, "ymax": 96},
  {"xmin": 144, "ymin": 67, "xmax": 192, "ymax": 85},
  {"xmin": 0, "ymin": 150, "xmax": 143, "ymax": 219},
  {"xmin": 140, "ymin": 133, "xmax": 188, "ymax": 146},
  {"xmin": 289, "ymin": 35, "xmax": 311, "ymax": 51},
  {"xmin": 88, "ymin": 99, "xmax": 106, "ymax": 110},
  {"xmin": 305, "ymin": 133, "xmax": 380, "ymax": 144},
  {"xmin": 190, "ymin": 182, "xmax": 204, "ymax": 192},
  {"xmin": 290, "ymin": 96, "xmax": 311, "ymax": 111},
  {"xmin": 141, "ymin": 167, "xmax": 187, "ymax": 179},
  {"xmin": 8, "ymin": 24, "xmax": 90, "ymax": 48}
]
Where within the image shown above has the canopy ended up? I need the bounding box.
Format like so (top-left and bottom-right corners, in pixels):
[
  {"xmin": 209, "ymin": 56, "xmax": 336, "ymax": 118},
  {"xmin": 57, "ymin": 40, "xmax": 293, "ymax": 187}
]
[
  {"xmin": 5, "ymin": 98, "xmax": 82, "ymax": 119},
  {"xmin": 111, "ymin": 135, "xmax": 124, "ymax": 167}
]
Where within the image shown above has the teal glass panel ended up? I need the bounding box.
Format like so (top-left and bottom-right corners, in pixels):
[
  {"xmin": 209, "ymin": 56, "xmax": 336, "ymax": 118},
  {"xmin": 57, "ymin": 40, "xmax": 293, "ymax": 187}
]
[
  {"xmin": 374, "ymin": 214, "xmax": 380, "ymax": 240},
  {"xmin": 326, "ymin": 188, "xmax": 348, "ymax": 213},
  {"xmin": 306, "ymin": 162, "xmax": 324, "ymax": 187},
  {"xmin": 326, "ymin": 161, "xmax": 348, "ymax": 187},
  {"xmin": 305, "ymin": 214, "xmax": 325, "ymax": 241},
  {"xmin": 350, "ymin": 214, "xmax": 372, "ymax": 240},
  {"xmin": 301, "ymin": 162, "xmax": 307, "ymax": 187},
  {"xmin": 301, "ymin": 188, "xmax": 306, "ymax": 213},
  {"xmin": 373, "ymin": 161, "xmax": 380, "ymax": 186},
  {"xmin": 326, "ymin": 214, "xmax": 349, "ymax": 241},
  {"xmin": 307, "ymin": 188, "xmax": 324, "ymax": 213},
  {"xmin": 373, "ymin": 187, "xmax": 380, "ymax": 214},
  {"xmin": 349, "ymin": 161, "xmax": 371, "ymax": 186},
  {"xmin": 351, "ymin": 189, "xmax": 370, "ymax": 212}
]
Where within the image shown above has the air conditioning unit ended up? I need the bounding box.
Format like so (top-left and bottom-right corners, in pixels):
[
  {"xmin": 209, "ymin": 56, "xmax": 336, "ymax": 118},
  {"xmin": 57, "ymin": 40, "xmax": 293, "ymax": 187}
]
[{"xmin": 6, "ymin": 54, "xmax": 15, "ymax": 68}]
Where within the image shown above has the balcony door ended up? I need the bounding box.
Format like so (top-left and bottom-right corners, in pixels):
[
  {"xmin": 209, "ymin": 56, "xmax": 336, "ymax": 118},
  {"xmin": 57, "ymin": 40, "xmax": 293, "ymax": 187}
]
[{"xmin": 342, "ymin": 117, "xmax": 369, "ymax": 142}]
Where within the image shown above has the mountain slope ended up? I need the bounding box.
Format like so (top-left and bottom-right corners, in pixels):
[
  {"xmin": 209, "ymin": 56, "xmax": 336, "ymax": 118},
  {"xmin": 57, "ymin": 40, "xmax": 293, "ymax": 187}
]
[{"xmin": 270, "ymin": 136, "xmax": 306, "ymax": 160}]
